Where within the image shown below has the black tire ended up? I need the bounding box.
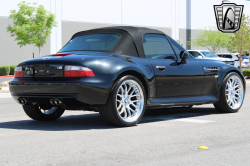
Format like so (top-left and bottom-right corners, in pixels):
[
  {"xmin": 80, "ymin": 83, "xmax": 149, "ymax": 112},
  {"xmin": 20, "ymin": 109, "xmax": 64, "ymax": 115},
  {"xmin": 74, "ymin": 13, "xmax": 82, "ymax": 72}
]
[
  {"xmin": 214, "ymin": 72, "xmax": 245, "ymax": 113},
  {"xmin": 99, "ymin": 75, "xmax": 146, "ymax": 127},
  {"xmin": 23, "ymin": 105, "xmax": 65, "ymax": 121}
]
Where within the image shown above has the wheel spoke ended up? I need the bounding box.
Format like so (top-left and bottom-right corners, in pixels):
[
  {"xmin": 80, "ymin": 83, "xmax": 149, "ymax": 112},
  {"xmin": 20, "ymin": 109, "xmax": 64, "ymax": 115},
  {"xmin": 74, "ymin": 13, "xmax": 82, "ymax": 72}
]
[
  {"xmin": 131, "ymin": 103, "xmax": 138, "ymax": 109},
  {"xmin": 128, "ymin": 107, "xmax": 136, "ymax": 114},
  {"xmin": 117, "ymin": 94, "xmax": 122, "ymax": 98},
  {"xmin": 125, "ymin": 84, "xmax": 128, "ymax": 95},
  {"xmin": 129, "ymin": 88, "xmax": 135, "ymax": 95},
  {"xmin": 127, "ymin": 84, "xmax": 132, "ymax": 94},
  {"xmin": 123, "ymin": 107, "xmax": 127, "ymax": 118},
  {"xmin": 117, "ymin": 103, "xmax": 122, "ymax": 110},
  {"xmin": 126, "ymin": 107, "xmax": 131, "ymax": 117},
  {"xmin": 132, "ymin": 99, "xmax": 140, "ymax": 102},
  {"xmin": 120, "ymin": 85, "xmax": 125, "ymax": 95},
  {"xmin": 130, "ymin": 94, "xmax": 140, "ymax": 98}
]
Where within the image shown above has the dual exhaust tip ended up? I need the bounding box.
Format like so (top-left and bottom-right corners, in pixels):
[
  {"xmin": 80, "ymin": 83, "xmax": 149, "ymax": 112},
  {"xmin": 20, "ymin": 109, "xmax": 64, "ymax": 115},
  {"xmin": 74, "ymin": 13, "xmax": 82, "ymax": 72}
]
[
  {"xmin": 18, "ymin": 98, "xmax": 62, "ymax": 106},
  {"xmin": 50, "ymin": 99, "xmax": 62, "ymax": 106},
  {"xmin": 18, "ymin": 98, "xmax": 28, "ymax": 105}
]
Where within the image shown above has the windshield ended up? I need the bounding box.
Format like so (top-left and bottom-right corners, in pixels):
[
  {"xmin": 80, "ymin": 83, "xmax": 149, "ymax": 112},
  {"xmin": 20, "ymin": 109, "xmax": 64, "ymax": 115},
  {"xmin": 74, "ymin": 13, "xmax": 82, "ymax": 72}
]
[
  {"xmin": 201, "ymin": 51, "xmax": 217, "ymax": 58},
  {"xmin": 241, "ymin": 55, "xmax": 249, "ymax": 59},
  {"xmin": 60, "ymin": 33, "xmax": 120, "ymax": 52}
]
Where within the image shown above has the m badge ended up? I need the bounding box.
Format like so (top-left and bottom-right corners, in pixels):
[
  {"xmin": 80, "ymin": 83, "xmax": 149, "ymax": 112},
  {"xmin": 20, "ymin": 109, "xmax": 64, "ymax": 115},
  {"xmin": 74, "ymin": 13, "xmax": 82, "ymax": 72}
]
[{"xmin": 214, "ymin": 3, "xmax": 244, "ymax": 33}]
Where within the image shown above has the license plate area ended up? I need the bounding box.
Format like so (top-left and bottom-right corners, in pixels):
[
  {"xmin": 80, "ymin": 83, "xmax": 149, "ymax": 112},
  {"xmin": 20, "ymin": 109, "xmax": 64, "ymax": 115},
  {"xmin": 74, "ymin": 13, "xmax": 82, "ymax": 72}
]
[{"xmin": 34, "ymin": 65, "xmax": 64, "ymax": 77}]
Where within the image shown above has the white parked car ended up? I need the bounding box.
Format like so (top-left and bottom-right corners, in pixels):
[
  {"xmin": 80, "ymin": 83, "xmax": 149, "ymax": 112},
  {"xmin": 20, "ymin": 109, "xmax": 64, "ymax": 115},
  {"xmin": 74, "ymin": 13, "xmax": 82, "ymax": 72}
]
[
  {"xmin": 216, "ymin": 53, "xmax": 249, "ymax": 69},
  {"xmin": 187, "ymin": 50, "xmax": 235, "ymax": 66}
]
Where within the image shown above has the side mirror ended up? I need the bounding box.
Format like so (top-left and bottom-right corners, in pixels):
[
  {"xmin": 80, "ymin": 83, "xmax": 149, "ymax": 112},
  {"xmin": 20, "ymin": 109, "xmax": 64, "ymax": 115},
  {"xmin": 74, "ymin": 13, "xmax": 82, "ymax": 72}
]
[
  {"xmin": 197, "ymin": 55, "xmax": 203, "ymax": 58},
  {"xmin": 179, "ymin": 51, "xmax": 189, "ymax": 64},
  {"xmin": 180, "ymin": 51, "xmax": 189, "ymax": 60}
]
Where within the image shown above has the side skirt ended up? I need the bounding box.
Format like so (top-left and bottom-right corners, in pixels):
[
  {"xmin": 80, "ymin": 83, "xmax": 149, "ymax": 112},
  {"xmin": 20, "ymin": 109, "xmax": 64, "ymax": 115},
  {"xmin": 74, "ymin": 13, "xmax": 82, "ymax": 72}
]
[{"xmin": 146, "ymin": 95, "xmax": 219, "ymax": 108}]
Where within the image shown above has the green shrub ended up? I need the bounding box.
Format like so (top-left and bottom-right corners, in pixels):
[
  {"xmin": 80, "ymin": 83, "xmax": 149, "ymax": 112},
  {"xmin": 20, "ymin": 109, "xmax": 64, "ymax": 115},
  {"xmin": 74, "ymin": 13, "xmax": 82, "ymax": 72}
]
[
  {"xmin": 242, "ymin": 69, "xmax": 250, "ymax": 77},
  {"xmin": 9, "ymin": 65, "xmax": 16, "ymax": 75},
  {"xmin": 0, "ymin": 65, "xmax": 10, "ymax": 76}
]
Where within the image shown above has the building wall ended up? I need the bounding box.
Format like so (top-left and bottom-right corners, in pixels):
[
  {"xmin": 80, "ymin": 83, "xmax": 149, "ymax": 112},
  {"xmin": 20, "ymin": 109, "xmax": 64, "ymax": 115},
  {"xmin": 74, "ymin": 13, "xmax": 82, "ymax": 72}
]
[{"xmin": 0, "ymin": 0, "xmax": 250, "ymax": 65}]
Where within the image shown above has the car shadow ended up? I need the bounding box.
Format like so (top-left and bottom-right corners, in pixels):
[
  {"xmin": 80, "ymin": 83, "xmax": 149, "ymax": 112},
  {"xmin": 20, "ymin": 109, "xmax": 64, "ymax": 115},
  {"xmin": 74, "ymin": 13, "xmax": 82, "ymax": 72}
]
[
  {"xmin": 142, "ymin": 107, "xmax": 221, "ymax": 124},
  {"xmin": 0, "ymin": 107, "xmax": 222, "ymax": 131}
]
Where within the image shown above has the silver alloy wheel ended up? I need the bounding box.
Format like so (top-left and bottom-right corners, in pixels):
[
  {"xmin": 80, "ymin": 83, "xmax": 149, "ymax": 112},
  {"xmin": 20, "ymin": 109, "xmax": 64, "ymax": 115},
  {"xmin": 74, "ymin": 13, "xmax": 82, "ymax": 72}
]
[
  {"xmin": 225, "ymin": 75, "xmax": 244, "ymax": 110},
  {"xmin": 116, "ymin": 80, "xmax": 144, "ymax": 122},
  {"xmin": 40, "ymin": 106, "xmax": 58, "ymax": 115}
]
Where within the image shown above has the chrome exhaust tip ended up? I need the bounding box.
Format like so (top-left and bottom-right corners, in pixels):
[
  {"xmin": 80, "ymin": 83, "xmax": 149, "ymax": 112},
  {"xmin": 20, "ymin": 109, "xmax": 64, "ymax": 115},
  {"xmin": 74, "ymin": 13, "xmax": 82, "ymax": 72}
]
[
  {"xmin": 18, "ymin": 98, "xmax": 28, "ymax": 105},
  {"xmin": 54, "ymin": 100, "xmax": 59, "ymax": 105},
  {"xmin": 22, "ymin": 98, "xmax": 27, "ymax": 104},
  {"xmin": 50, "ymin": 99, "xmax": 55, "ymax": 105}
]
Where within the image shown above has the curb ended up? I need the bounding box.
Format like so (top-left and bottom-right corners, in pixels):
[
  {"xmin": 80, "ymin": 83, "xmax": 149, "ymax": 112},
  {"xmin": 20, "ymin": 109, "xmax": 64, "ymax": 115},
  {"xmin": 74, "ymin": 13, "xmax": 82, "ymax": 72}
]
[{"xmin": 0, "ymin": 76, "xmax": 14, "ymax": 78}]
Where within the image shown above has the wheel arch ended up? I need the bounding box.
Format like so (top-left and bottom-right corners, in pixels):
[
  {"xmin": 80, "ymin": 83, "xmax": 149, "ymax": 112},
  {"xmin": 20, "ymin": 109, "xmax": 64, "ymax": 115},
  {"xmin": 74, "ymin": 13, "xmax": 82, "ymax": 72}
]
[
  {"xmin": 223, "ymin": 70, "xmax": 246, "ymax": 92},
  {"xmin": 114, "ymin": 70, "xmax": 150, "ymax": 99}
]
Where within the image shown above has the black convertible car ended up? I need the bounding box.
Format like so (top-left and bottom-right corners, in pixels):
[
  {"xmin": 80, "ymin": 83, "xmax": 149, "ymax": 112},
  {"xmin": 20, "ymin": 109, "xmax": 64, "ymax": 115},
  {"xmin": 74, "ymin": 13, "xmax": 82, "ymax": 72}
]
[{"xmin": 10, "ymin": 26, "xmax": 245, "ymax": 127}]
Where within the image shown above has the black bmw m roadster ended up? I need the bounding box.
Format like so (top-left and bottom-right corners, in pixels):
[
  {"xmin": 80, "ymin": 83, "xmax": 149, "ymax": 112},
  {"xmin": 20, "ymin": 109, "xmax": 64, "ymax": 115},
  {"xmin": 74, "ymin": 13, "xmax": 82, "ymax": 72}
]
[{"xmin": 10, "ymin": 26, "xmax": 246, "ymax": 127}]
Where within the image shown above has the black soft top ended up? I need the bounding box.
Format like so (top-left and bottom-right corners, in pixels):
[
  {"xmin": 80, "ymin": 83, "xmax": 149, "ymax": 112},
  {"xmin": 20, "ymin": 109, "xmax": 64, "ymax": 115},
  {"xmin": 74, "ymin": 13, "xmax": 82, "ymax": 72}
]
[{"xmin": 72, "ymin": 26, "xmax": 165, "ymax": 58}]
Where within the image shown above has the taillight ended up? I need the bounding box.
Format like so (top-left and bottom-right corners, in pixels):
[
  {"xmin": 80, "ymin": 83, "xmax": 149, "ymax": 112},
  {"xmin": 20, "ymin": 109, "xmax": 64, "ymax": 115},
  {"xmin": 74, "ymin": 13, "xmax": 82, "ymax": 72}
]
[
  {"xmin": 14, "ymin": 67, "xmax": 23, "ymax": 78},
  {"xmin": 53, "ymin": 53, "xmax": 72, "ymax": 56},
  {"xmin": 235, "ymin": 59, "xmax": 243, "ymax": 61},
  {"xmin": 64, "ymin": 65, "xmax": 95, "ymax": 77}
]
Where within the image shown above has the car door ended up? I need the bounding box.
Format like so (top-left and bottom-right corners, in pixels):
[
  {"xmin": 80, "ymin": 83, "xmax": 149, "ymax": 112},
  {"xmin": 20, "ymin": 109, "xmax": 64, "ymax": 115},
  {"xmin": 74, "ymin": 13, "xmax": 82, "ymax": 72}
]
[{"xmin": 143, "ymin": 34, "xmax": 204, "ymax": 98}]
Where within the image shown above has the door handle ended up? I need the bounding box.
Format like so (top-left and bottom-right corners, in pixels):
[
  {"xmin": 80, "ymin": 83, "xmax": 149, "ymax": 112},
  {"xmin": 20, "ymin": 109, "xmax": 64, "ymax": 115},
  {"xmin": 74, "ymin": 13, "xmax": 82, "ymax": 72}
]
[{"xmin": 156, "ymin": 66, "xmax": 166, "ymax": 70}]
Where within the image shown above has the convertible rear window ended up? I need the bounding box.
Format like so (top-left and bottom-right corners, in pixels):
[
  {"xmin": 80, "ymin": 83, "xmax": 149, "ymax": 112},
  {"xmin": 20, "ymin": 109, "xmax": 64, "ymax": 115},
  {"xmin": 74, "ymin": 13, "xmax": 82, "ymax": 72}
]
[{"xmin": 60, "ymin": 33, "xmax": 120, "ymax": 52}]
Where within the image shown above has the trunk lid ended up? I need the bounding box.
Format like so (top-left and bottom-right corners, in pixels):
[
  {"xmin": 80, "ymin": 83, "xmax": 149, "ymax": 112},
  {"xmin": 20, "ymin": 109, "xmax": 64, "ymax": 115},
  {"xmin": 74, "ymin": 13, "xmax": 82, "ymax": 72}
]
[{"xmin": 18, "ymin": 51, "xmax": 111, "ymax": 78}]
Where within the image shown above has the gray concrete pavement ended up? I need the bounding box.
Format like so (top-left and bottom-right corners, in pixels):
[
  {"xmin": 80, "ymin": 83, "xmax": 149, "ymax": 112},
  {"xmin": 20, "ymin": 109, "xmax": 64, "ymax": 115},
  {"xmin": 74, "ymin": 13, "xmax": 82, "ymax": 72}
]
[
  {"xmin": 0, "ymin": 77, "xmax": 13, "ymax": 83},
  {"xmin": 0, "ymin": 86, "xmax": 249, "ymax": 166}
]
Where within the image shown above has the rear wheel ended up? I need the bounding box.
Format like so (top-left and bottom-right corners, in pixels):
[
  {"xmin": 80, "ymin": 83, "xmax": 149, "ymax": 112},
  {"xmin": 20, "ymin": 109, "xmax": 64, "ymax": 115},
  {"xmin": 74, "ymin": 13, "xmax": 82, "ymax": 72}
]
[
  {"xmin": 214, "ymin": 72, "xmax": 244, "ymax": 113},
  {"xmin": 99, "ymin": 75, "xmax": 146, "ymax": 127},
  {"xmin": 23, "ymin": 105, "xmax": 65, "ymax": 121}
]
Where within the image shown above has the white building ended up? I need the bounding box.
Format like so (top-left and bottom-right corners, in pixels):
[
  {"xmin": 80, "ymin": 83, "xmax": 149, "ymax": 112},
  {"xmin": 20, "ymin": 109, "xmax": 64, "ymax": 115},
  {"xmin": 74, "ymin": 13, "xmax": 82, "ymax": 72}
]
[{"xmin": 0, "ymin": 0, "xmax": 249, "ymax": 65}]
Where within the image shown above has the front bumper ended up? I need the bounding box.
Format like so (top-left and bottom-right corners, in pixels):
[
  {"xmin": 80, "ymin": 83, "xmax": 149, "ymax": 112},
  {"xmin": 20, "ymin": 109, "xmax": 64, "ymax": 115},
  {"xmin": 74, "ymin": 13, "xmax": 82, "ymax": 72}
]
[{"xmin": 9, "ymin": 74, "xmax": 115, "ymax": 108}]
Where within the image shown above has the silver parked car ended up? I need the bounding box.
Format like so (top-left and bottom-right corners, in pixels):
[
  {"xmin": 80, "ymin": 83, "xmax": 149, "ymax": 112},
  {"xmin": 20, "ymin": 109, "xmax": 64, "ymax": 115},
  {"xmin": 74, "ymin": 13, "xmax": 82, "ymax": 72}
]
[
  {"xmin": 187, "ymin": 50, "xmax": 235, "ymax": 66},
  {"xmin": 216, "ymin": 53, "xmax": 249, "ymax": 69}
]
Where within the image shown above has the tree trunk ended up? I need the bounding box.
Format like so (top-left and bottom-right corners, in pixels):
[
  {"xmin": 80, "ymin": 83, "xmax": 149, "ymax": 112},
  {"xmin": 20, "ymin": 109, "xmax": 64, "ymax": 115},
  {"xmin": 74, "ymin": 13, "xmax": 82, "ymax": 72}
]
[
  {"xmin": 240, "ymin": 37, "xmax": 242, "ymax": 70},
  {"xmin": 39, "ymin": 45, "xmax": 41, "ymax": 57},
  {"xmin": 249, "ymin": 49, "xmax": 250, "ymax": 69}
]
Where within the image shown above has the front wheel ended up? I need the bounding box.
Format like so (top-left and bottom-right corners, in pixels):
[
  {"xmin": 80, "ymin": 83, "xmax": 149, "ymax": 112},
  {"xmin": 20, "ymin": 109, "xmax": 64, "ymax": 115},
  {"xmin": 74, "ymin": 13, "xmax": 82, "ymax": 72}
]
[
  {"xmin": 99, "ymin": 75, "xmax": 146, "ymax": 127},
  {"xmin": 23, "ymin": 105, "xmax": 65, "ymax": 121},
  {"xmin": 214, "ymin": 72, "xmax": 245, "ymax": 113}
]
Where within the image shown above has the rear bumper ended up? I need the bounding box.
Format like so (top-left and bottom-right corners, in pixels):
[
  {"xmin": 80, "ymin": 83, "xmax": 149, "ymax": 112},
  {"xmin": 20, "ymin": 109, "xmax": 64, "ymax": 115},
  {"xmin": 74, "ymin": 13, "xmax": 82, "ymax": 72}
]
[{"xmin": 9, "ymin": 74, "xmax": 115, "ymax": 107}]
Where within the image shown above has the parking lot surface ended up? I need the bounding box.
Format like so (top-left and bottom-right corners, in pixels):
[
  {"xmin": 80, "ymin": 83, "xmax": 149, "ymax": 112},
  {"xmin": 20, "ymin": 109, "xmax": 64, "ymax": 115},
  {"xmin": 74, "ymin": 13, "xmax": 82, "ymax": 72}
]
[{"xmin": 0, "ymin": 85, "xmax": 249, "ymax": 166}]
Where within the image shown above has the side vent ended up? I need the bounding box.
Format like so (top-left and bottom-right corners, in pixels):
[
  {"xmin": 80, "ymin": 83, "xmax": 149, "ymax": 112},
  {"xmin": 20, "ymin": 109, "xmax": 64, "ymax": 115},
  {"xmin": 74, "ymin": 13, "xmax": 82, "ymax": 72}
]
[{"xmin": 203, "ymin": 67, "xmax": 220, "ymax": 73}]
